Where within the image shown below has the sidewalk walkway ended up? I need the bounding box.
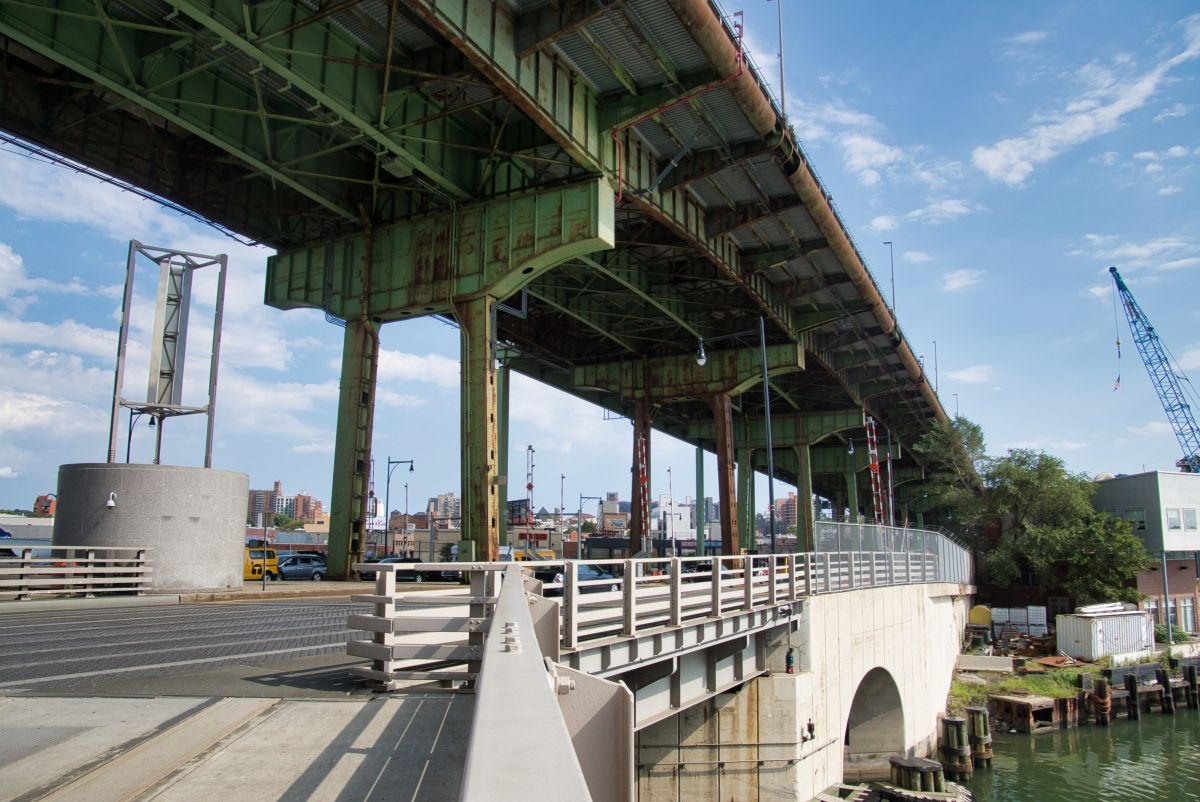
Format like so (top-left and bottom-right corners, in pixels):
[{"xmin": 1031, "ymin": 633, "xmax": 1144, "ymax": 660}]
[{"xmin": 0, "ymin": 655, "xmax": 470, "ymax": 802}]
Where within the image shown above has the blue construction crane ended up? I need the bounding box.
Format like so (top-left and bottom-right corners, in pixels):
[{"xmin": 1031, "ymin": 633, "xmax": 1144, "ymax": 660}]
[{"xmin": 1110, "ymin": 266, "xmax": 1200, "ymax": 472}]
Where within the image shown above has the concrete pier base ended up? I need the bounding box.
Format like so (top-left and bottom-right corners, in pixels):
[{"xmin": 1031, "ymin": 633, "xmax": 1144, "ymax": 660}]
[{"xmin": 53, "ymin": 463, "xmax": 249, "ymax": 591}]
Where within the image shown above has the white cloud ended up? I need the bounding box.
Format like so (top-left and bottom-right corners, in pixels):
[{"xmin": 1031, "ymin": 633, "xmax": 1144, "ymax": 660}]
[
  {"xmin": 0, "ymin": 467, "xmax": 16, "ymax": 479},
  {"xmin": 0, "ymin": 317, "xmax": 116, "ymax": 360},
  {"xmin": 1179, "ymin": 343, "xmax": 1200, "ymax": 371},
  {"xmin": 1154, "ymin": 102, "xmax": 1191, "ymax": 122},
  {"xmin": 377, "ymin": 350, "xmax": 460, "ymax": 387},
  {"xmin": 1160, "ymin": 257, "xmax": 1200, "ymax": 270},
  {"xmin": 1085, "ymin": 284, "xmax": 1112, "ymax": 301},
  {"xmin": 1005, "ymin": 30, "xmax": 1049, "ymax": 46},
  {"xmin": 292, "ymin": 441, "xmax": 335, "ymax": 454},
  {"xmin": 1076, "ymin": 234, "xmax": 1197, "ymax": 270},
  {"xmin": 947, "ymin": 364, "xmax": 995, "ymax": 383},
  {"xmin": 1004, "ymin": 437, "xmax": 1089, "ymax": 452},
  {"xmin": 1159, "ymin": 185, "xmax": 1183, "ymax": 195},
  {"xmin": 902, "ymin": 251, "xmax": 933, "ymax": 264},
  {"xmin": 972, "ymin": 14, "xmax": 1200, "ymax": 186},
  {"xmin": 942, "ymin": 269, "xmax": 986, "ymax": 292},
  {"xmin": 1127, "ymin": 421, "xmax": 1173, "ymax": 436},
  {"xmin": 1092, "ymin": 151, "xmax": 1119, "ymax": 166},
  {"xmin": 868, "ymin": 215, "xmax": 899, "ymax": 233},
  {"xmin": 1166, "ymin": 145, "xmax": 1191, "ymax": 158},
  {"xmin": 0, "ymin": 391, "xmax": 107, "ymax": 436},
  {"xmin": 1145, "ymin": 162, "xmax": 1165, "ymax": 174},
  {"xmin": 907, "ymin": 199, "xmax": 977, "ymax": 225},
  {"xmin": 840, "ymin": 134, "xmax": 904, "ymax": 186}
]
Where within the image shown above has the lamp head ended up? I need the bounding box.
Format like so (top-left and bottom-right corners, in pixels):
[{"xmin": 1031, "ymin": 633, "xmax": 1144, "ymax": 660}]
[
  {"xmin": 847, "ymin": 438, "xmax": 855, "ymax": 456},
  {"xmin": 105, "ymin": 492, "xmax": 117, "ymax": 509},
  {"xmin": 409, "ymin": 463, "xmax": 415, "ymax": 472},
  {"xmin": 696, "ymin": 338, "xmax": 707, "ymax": 367}
]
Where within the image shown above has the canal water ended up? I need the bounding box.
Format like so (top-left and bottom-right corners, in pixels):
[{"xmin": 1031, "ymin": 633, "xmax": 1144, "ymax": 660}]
[{"xmin": 962, "ymin": 707, "xmax": 1200, "ymax": 800}]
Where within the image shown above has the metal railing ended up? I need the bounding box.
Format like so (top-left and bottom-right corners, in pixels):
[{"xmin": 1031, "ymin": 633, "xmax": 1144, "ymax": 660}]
[
  {"xmin": 0, "ymin": 546, "xmax": 151, "ymax": 600},
  {"xmin": 347, "ymin": 526, "xmax": 973, "ymax": 686}
]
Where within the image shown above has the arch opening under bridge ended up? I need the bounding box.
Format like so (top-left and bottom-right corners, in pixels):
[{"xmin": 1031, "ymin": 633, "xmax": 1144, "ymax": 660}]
[{"xmin": 844, "ymin": 666, "xmax": 906, "ymax": 780}]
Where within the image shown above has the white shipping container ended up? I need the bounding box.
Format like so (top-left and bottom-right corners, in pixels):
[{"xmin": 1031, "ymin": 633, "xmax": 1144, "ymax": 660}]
[{"xmin": 1056, "ymin": 612, "xmax": 1155, "ymax": 662}]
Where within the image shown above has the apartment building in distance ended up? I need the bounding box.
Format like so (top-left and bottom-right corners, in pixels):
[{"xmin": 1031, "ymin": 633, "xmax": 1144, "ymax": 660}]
[{"xmin": 247, "ymin": 481, "xmax": 324, "ymax": 525}]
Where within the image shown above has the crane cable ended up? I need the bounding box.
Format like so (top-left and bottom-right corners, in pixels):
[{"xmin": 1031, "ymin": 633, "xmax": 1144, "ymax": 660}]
[{"xmin": 1112, "ymin": 274, "xmax": 1122, "ymax": 391}]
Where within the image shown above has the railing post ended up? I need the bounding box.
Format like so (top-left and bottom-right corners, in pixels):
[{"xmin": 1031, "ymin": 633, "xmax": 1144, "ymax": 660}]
[
  {"xmin": 710, "ymin": 558, "xmax": 723, "ymax": 617},
  {"xmin": 767, "ymin": 555, "xmax": 778, "ymax": 605},
  {"xmin": 137, "ymin": 549, "xmax": 148, "ymax": 595},
  {"xmin": 742, "ymin": 554, "xmax": 754, "ymax": 610},
  {"xmin": 563, "ymin": 562, "xmax": 579, "ymax": 648},
  {"xmin": 622, "ymin": 559, "xmax": 637, "ymax": 636},
  {"xmin": 822, "ymin": 552, "xmax": 831, "ymax": 593},
  {"xmin": 85, "ymin": 549, "xmax": 96, "ymax": 598},
  {"xmin": 18, "ymin": 548, "xmax": 32, "ymax": 601},
  {"xmin": 378, "ymin": 568, "xmax": 398, "ymax": 681},
  {"xmin": 670, "ymin": 557, "xmax": 682, "ymax": 626},
  {"xmin": 787, "ymin": 553, "xmax": 798, "ymax": 599},
  {"xmin": 847, "ymin": 550, "xmax": 856, "ymax": 590}
]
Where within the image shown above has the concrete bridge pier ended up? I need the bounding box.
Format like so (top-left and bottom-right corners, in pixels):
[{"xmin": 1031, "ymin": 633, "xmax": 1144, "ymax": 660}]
[{"xmin": 632, "ymin": 581, "xmax": 968, "ymax": 800}]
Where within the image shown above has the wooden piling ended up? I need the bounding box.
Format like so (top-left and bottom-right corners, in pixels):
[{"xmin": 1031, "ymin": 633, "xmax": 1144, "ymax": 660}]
[
  {"xmin": 1124, "ymin": 673, "xmax": 1140, "ymax": 720},
  {"xmin": 1094, "ymin": 678, "xmax": 1111, "ymax": 726},
  {"xmin": 965, "ymin": 706, "xmax": 993, "ymax": 768},
  {"xmin": 940, "ymin": 716, "xmax": 972, "ymax": 779},
  {"xmin": 1185, "ymin": 665, "xmax": 1199, "ymax": 709},
  {"xmin": 1156, "ymin": 668, "xmax": 1176, "ymax": 714}
]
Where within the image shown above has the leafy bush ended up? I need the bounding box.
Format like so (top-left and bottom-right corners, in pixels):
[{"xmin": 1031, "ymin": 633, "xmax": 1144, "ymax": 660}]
[{"xmin": 1154, "ymin": 623, "xmax": 1189, "ymax": 643}]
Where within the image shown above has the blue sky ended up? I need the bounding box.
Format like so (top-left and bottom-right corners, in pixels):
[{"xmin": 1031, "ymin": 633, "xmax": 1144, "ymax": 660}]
[{"xmin": 2, "ymin": 3, "xmax": 1200, "ymax": 516}]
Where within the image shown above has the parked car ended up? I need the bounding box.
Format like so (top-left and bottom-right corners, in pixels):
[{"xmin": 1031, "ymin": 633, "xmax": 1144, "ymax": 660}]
[
  {"xmin": 278, "ymin": 554, "xmax": 326, "ymax": 581},
  {"xmin": 359, "ymin": 557, "xmax": 427, "ymax": 582},
  {"xmin": 533, "ymin": 563, "xmax": 620, "ymax": 597},
  {"xmin": 243, "ymin": 547, "xmax": 280, "ymax": 581}
]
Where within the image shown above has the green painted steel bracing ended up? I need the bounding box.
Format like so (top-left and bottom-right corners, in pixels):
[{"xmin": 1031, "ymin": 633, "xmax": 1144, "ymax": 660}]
[
  {"xmin": 265, "ymin": 178, "xmax": 615, "ymax": 319},
  {"xmin": 571, "ymin": 343, "xmax": 804, "ymax": 400},
  {"xmin": 161, "ymin": 0, "xmax": 475, "ymax": 200},
  {"xmin": 686, "ymin": 409, "xmax": 862, "ymax": 449}
]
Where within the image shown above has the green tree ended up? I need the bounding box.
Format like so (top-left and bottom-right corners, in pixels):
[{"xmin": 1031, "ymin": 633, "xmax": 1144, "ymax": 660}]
[
  {"xmin": 273, "ymin": 513, "xmax": 299, "ymax": 529},
  {"xmin": 581, "ymin": 521, "xmax": 596, "ymax": 534},
  {"xmin": 910, "ymin": 416, "xmax": 987, "ymax": 541},
  {"xmin": 982, "ymin": 451, "xmax": 1147, "ymax": 604}
]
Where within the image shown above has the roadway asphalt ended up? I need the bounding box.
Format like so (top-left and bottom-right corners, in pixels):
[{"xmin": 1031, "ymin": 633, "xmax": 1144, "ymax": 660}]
[{"xmin": 0, "ymin": 595, "xmax": 472, "ymax": 800}]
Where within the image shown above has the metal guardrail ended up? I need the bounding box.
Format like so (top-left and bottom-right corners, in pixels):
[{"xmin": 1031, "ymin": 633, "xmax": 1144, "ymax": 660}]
[
  {"xmin": 347, "ymin": 526, "xmax": 973, "ymax": 685},
  {"xmin": 0, "ymin": 546, "xmax": 151, "ymax": 600},
  {"xmin": 459, "ymin": 565, "xmax": 592, "ymax": 802}
]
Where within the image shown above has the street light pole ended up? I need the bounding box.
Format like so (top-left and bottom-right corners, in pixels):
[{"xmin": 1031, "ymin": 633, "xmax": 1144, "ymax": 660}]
[
  {"xmin": 953, "ymin": 393, "xmax": 960, "ymax": 418},
  {"xmin": 696, "ymin": 316, "xmax": 777, "ymax": 554},
  {"xmin": 932, "ymin": 339, "xmax": 939, "ymax": 394},
  {"xmin": 883, "ymin": 240, "xmax": 895, "ymax": 315},
  {"xmin": 667, "ymin": 467, "xmax": 675, "ymax": 556},
  {"xmin": 385, "ymin": 457, "xmax": 414, "ymax": 556},
  {"xmin": 559, "ymin": 473, "xmax": 565, "ymax": 554}
]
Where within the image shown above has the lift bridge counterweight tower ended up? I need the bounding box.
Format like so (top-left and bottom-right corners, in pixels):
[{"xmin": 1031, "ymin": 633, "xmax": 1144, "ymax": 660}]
[{"xmin": 1110, "ymin": 266, "xmax": 1200, "ymax": 472}]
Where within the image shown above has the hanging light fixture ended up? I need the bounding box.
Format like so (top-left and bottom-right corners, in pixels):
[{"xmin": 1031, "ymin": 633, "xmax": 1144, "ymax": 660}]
[
  {"xmin": 847, "ymin": 437, "xmax": 855, "ymax": 455},
  {"xmin": 695, "ymin": 338, "xmax": 707, "ymax": 367}
]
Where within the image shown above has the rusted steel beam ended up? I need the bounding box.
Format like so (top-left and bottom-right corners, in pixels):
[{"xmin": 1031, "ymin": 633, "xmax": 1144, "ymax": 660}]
[{"xmin": 707, "ymin": 393, "xmax": 738, "ymax": 555}]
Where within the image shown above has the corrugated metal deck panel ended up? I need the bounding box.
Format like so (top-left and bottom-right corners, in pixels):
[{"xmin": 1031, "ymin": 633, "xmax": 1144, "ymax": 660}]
[
  {"xmin": 586, "ymin": 13, "xmax": 666, "ymax": 88},
  {"xmin": 556, "ymin": 34, "xmax": 626, "ymax": 94},
  {"xmin": 626, "ymin": 0, "xmax": 712, "ymax": 75}
]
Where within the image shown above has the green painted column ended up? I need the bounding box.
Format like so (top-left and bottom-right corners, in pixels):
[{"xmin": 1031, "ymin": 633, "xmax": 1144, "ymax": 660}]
[
  {"xmin": 695, "ymin": 445, "xmax": 705, "ymax": 557},
  {"xmin": 456, "ymin": 295, "xmax": 500, "ymax": 561},
  {"xmin": 916, "ymin": 510, "xmax": 925, "ymax": 528},
  {"xmin": 845, "ymin": 471, "xmax": 860, "ymax": 524},
  {"xmin": 328, "ymin": 318, "xmax": 380, "ymax": 580},
  {"xmin": 497, "ymin": 360, "xmax": 510, "ymax": 548},
  {"xmin": 738, "ymin": 446, "xmax": 753, "ymax": 552},
  {"xmin": 795, "ymin": 444, "xmax": 814, "ymax": 552}
]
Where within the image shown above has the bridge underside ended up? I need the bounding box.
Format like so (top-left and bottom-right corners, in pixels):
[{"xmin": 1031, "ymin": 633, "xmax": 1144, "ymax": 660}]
[{"xmin": 0, "ymin": 0, "xmax": 949, "ymax": 573}]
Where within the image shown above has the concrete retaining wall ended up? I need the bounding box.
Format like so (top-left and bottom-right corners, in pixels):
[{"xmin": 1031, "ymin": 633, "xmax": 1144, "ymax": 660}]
[{"xmin": 53, "ymin": 463, "xmax": 248, "ymax": 591}]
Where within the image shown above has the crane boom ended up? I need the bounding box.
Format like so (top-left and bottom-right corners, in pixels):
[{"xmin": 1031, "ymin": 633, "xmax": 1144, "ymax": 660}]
[{"xmin": 1109, "ymin": 266, "xmax": 1200, "ymax": 472}]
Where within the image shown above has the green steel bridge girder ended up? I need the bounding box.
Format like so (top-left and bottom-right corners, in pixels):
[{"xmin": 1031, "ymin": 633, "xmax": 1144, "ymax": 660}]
[
  {"xmin": 686, "ymin": 409, "xmax": 862, "ymax": 449},
  {"xmin": 162, "ymin": 0, "xmax": 477, "ymax": 200},
  {"xmin": 409, "ymin": 0, "xmax": 798, "ymax": 335},
  {"xmin": 571, "ymin": 343, "xmax": 805, "ymax": 401},
  {"xmin": 265, "ymin": 178, "xmax": 616, "ymax": 318}
]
